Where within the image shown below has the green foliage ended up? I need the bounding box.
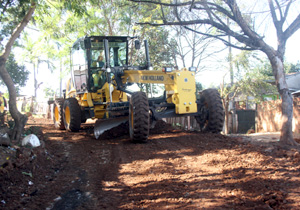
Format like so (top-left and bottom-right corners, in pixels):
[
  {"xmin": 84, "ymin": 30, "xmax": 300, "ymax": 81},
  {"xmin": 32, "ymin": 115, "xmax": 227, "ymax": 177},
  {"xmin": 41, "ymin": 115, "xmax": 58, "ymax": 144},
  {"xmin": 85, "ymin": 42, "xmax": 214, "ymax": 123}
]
[
  {"xmin": 235, "ymin": 73, "xmax": 277, "ymax": 103},
  {"xmin": 0, "ymin": 0, "xmax": 32, "ymax": 49},
  {"xmin": 43, "ymin": 86, "xmax": 57, "ymax": 98},
  {"xmin": 61, "ymin": 0, "xmax": 88, "ymax": 16},
  {"xmin": 255, "ymin": 59, "xmax": 300, "ymax": 77},
  {"xmin": 195, "ymin": 82, "xmax": 203, "ymax": 99},
  {"xmin": 285, "ymin": 61, "xmax": 300, "ymax": 74},
  {"xmin": 143, "ymin": 29, "xmax": 176, "ymax": 69},
  {"xmin": 1, "ymin": 54, "xmax": 29, "ymax": 93},
  {"xmin": 196, "ymin": 82, "xmax": 203, "ymax": 92},
  {"xmin": 233, "ymin": 52, "xmax": 278, "ymax": 103},
  {"xmin": 256, "ymin": 60, "xmax": 273, "ymax": 77},
  {"xmin": 29, "ymin": 0, "xmax": 176, "ymax": 75},
  {"xmin": 221, "ymin": 51, "xmax": 278, "ymax": 104}
]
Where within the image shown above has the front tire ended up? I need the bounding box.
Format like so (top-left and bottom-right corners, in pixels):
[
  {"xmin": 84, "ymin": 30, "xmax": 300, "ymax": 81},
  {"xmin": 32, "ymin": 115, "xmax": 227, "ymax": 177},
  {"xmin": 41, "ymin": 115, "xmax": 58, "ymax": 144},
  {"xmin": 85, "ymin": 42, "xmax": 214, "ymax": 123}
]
[
  {"xmin": 195, "ymin": 88, "xmax": 224, "ymax": 133},
  {"xmin": 63, "ymin": 98, "xmax": 81, "ymax": 132},
  {"xmin": 53, "ymin": 98, "xmax": 65, "ymax": 130},
  {"xmin": 129, "ymin": 92, "xmax": 149, "ymax": 142}
]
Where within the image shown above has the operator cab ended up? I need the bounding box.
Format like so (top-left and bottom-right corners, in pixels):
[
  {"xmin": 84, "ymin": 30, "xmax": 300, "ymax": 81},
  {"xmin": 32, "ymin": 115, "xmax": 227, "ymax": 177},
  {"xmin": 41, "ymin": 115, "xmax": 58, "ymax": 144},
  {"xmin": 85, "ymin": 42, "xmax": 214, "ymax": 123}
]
[{"xmin": 70, "ymin": 36, "xmax": 129, "ymax": 93}]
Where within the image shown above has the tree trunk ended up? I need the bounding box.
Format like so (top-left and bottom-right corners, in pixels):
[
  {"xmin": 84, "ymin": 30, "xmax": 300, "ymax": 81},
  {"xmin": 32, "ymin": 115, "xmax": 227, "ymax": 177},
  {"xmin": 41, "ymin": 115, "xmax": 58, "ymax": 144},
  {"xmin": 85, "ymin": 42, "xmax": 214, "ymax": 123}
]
[
  {"xmin": 34, "ymin": 63, "xmax": 37, "ymax": 98},
  {"xmin": 222, "ymin": 98, "xmax": 229, "ymax": 134},
  {"xmin": 0, "ymin": 58, "xmax": 28, "ymax": 142},
  {"xmin": 280, "ymin": 89, "xmax": 295, "ymax": 145},
  {"xmin": 268, "ymin": 55, "xmax": 298, "ymax": 146},
  {"xmin": 0, "ymin": 2, "xmax": 35, "ymax": 142}
]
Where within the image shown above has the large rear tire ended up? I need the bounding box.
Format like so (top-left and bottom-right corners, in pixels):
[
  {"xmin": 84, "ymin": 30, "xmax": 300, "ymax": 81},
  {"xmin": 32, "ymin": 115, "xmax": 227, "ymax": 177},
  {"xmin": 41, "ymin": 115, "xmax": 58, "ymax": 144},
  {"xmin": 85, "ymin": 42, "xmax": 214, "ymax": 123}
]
[
  {"xmin": 195, "ymin": 88, "xmax": 224, "ymax": 133},
  {"xmin": 129, "ymin": 92, "xmax": 149, "ymax": 142},
  {"xmin": 53, "ymin": 98, "xmax": 65, "ymax": 130},
  {"xmin": 63, "ymin": 98, "xmax": 81, "ymax": 132}
]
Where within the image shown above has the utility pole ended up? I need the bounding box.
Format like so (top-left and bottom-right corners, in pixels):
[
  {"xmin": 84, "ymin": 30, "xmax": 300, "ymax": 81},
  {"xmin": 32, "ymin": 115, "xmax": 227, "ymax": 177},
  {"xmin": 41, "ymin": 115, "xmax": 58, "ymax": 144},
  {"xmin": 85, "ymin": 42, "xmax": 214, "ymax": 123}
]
[
  {"xmin": 59, "ymin": 58, "xmax": 62, "ymax": 97},
  {"xmin": 228, "ymin": 18, "xmax": 236, "ymax": 133}
]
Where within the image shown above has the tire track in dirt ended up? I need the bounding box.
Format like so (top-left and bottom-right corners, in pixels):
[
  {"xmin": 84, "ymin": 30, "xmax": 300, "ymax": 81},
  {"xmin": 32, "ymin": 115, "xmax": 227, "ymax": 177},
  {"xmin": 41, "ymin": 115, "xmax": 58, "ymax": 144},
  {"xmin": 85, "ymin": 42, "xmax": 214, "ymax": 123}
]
[{"xmin": 42, "ymin": 129, "xmax": 92, "ymax": 210}]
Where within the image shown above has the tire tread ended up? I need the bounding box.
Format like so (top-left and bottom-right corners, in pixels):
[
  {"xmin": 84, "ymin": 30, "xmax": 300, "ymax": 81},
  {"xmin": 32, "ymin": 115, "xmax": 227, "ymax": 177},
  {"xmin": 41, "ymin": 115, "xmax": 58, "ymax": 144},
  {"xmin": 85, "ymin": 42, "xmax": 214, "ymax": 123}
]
[
  {"xmin": 53, "ymin": 98, "xmax": 65, "ymax": 130},
  {"xmin": 63, "ymin": 98, "xmax": 81, "ymax": 132},
  {"xmin": 129, "ymin": 92, "xmax": 149, "ymax": 142}
]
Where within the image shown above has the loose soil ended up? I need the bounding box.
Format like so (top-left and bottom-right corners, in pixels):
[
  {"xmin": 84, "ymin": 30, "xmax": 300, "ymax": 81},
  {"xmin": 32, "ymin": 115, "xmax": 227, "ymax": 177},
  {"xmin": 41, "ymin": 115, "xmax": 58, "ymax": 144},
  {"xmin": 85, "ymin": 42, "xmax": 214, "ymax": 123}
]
[{"xmin": 1, "ymin": 117, "xmax": 300, "ymax": 210}]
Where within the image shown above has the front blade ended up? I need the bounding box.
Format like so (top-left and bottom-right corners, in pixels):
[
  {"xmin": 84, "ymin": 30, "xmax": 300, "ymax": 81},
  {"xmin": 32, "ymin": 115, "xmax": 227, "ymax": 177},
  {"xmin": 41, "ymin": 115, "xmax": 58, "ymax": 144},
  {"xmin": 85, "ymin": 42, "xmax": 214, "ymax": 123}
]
[{"xmin": 94, "ymin": 117, "xmax": 128, "ymax": 139}]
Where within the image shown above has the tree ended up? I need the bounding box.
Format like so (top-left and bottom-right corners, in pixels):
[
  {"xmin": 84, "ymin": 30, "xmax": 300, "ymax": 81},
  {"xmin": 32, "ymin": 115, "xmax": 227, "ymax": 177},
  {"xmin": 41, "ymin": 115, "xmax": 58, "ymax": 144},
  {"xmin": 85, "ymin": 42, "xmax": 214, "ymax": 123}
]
[
  {"xmin": 171, "ymin": 25, "xmax": 224, "ymax": 72},
  {"xmin": 0, "ymin": 0, "xmax": 87, "ymax": 142},
  {"xmin": 196, "ymin": 82, "xmax": 203, "ymax": 93},
  {"xmin": 258, "ymin": 59, "xmax": 300, "ymax": 76},
  {"xmin": 20, "ymin": 33, "xmax": 56, "ymax": 99},
  {"xmin": 131, "ymin": 0, "xmax": 300, "ymax": 146},
  {"xmin": 220, "ymin": 80, "xmax": 237, "ymax": 134},
  {"xmin": 1, "ymin": 54, "xmax": 30, "ymax": 93},
  {"xmin": 0, "ymin": 0, "xmax": 36, "ymax": 141},
  {"xmin": 232, "ymin": 51, "xmax": 278, "ymax": 102},
  {"xmin": 43, "ymin": 86, "xmax": 57, "ymax": 98},
  {"xmin": 286, "ymin": 62, "xmax": 300, "ymax": 74},
  {"xmin": 220, "ymin": 69, "xmax": 277, "ymax": 134},
  {"xmin": 30, "ymin": 0, "xmax": 177, "ymax": 100},
  {"xmin": 146, "ymin": 29, "xmax": 176, "ymax": 68}
]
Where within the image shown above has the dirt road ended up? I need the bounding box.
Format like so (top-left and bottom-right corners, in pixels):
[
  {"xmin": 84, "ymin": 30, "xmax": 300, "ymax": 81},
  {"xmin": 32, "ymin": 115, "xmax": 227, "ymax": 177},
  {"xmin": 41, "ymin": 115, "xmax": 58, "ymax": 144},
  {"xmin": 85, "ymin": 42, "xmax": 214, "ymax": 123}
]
[{"xmin": 1, "ymin": 117, "xmax": 300, "ymax": 209}]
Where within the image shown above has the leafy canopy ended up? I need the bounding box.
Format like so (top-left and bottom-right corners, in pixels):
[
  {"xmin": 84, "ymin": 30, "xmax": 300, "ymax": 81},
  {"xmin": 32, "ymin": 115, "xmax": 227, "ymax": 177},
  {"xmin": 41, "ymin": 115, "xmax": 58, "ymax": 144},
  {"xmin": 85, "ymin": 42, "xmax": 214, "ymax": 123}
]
[{"xmin": 1, "ymin": 54, "xmax": 30, "ymax": 93}]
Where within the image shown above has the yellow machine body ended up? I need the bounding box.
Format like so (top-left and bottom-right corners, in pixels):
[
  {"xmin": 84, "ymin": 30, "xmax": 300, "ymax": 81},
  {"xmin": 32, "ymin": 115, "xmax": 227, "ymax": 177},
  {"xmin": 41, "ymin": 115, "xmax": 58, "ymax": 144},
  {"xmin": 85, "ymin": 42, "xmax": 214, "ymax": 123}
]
[
  {"xmin": 53, "ymin": 36, "xmax": 224, "ymax": 140},
  {"xmin": 65, "ymin": 68, "xmax": 197, "ymax": 120},
  {"xmin": 122, "ymin": 69, "xmax": 197, "ymax": 114}
]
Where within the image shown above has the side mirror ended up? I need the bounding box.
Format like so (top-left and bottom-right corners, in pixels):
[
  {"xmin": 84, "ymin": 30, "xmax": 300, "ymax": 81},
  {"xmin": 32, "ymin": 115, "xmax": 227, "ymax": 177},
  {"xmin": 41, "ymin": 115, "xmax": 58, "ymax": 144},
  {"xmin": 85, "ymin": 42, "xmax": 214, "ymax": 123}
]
[{"xmin": 134, "ymin": 40, "xmax": 140, "ymax": 50}]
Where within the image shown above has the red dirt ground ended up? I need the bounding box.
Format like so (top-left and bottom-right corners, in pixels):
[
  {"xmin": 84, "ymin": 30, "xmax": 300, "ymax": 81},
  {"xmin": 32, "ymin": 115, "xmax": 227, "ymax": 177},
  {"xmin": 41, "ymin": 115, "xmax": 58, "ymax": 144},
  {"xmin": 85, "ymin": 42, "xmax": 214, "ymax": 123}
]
[{"xmin": 1, "ymin": 117, "xmax": 300, "ymax": 210}]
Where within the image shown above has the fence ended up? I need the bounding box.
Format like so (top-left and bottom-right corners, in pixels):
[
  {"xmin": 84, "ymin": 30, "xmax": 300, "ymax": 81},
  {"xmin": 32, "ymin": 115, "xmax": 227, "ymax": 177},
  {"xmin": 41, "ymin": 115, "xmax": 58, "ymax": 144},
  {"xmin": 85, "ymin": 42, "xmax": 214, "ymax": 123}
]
[
  {"xmin": 167, "ymin": 98, "xmax": 300, "ymax": 134},
  {"xmin": 16, "ymin": 96, "xmax": 300, "ymax": 134},
  {"xmin": 16, "ymin": 97, "xmax": 50, "ymax": 117},
  {"xmin": 256, "ymin": 98, "xmax": 300, "ymax": 133},
  {"xmin": 164, "ymin": 116, "xmax": 201, "ymax": 131}
]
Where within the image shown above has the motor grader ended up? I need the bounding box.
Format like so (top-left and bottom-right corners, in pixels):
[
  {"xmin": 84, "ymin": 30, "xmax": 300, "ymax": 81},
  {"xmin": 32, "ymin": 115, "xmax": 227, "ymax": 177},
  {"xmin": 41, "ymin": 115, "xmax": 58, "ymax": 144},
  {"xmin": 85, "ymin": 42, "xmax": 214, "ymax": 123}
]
[{"xmin": 52, "ymin": 36, "xmax": 224, "ymax": 142}]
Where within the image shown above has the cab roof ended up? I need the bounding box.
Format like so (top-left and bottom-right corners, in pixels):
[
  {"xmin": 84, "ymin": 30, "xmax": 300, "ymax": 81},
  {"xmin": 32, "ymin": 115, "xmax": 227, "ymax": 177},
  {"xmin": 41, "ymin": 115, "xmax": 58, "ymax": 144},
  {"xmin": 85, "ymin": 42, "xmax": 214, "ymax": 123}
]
[{"xmin": 72, "ymin": 36, "xmax": 130, "ymax": 49}]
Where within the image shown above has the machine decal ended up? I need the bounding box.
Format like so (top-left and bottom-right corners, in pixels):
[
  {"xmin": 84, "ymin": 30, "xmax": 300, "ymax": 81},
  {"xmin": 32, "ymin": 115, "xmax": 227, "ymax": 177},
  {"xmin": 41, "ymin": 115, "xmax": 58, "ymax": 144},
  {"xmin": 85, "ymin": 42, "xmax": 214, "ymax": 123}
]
[
  {"xmin": 141, "ymin": 75, "xmax": 164, "ymax": 81},
  {"xmin": 182, "ymin": 88, "xmax": 192, "ymax": 92}
]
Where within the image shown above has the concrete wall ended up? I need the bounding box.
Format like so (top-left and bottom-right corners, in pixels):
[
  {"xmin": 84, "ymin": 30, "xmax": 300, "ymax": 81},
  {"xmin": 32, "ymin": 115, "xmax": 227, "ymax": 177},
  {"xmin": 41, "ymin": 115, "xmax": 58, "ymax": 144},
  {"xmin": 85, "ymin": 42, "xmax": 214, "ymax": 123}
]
[{"xmin": 256, "ymin": 98, "xmax": 300, "ymax": 133}]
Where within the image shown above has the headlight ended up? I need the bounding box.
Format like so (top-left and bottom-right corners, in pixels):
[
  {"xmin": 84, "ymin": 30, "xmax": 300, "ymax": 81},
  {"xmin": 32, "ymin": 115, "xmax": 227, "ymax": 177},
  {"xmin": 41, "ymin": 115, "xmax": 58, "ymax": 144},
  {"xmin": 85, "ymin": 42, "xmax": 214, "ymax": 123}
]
[
  {"xmin": 163, "ymin": 67, "xmax": 173, "ymax": 72},
  {"xmin": 189, "ymin": 67, "xmax": 197, "ymax": 72}
]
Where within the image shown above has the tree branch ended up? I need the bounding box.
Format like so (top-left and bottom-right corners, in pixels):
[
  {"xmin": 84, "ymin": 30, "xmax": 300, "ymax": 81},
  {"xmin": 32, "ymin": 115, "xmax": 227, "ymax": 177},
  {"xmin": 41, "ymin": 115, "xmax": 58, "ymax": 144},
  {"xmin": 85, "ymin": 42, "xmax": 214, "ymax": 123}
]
[
  {"xmin": 274, "ymin": 0, "xmax": 284, "ymax": 20},
  {"xmin": 129, "ymin": 0, "xmax": 192, "ymax": 7},
  {"xmin": 2, "ymin": 2, "xmax": 36, "ymax": 60},
  {"xmin": 269, "ymin": 0, "xmax": 284, "ymax": 37},
  {"xmin": 282, "ymin": 0, "xmax": 292, "ymax": 23},
  {"xmin": 189, "ymin": 0, "xmax": 195, "ymax": 11},
  {"xmin": 0, "ymin": 0, "xmax": 12, "ymax": 22},
  {"xmin": 283, "ymin": 13, "xmax": 300, "ymax": 40},
  {"xmin": 226, "ymin": 0, "xmax": 263, "ymax": 45},
  {"xmin": 183, "ymin": 26, "xmax": 260, "ymax": 51},
  {"xmin": 202, "ymin": 1, "xmax": 231, "ymax": 28},
  {"xmin": 268, "ymin": 0, "xmax": 279, "ymax": 23}
]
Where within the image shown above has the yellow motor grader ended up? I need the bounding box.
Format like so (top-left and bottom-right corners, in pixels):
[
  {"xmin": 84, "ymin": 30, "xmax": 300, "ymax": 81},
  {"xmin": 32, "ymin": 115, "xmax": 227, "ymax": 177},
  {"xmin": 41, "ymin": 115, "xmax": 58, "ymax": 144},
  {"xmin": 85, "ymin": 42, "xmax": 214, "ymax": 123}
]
[{"xmin": 53, "ymin": 36, "xmax": 224, "ymax": 142}]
